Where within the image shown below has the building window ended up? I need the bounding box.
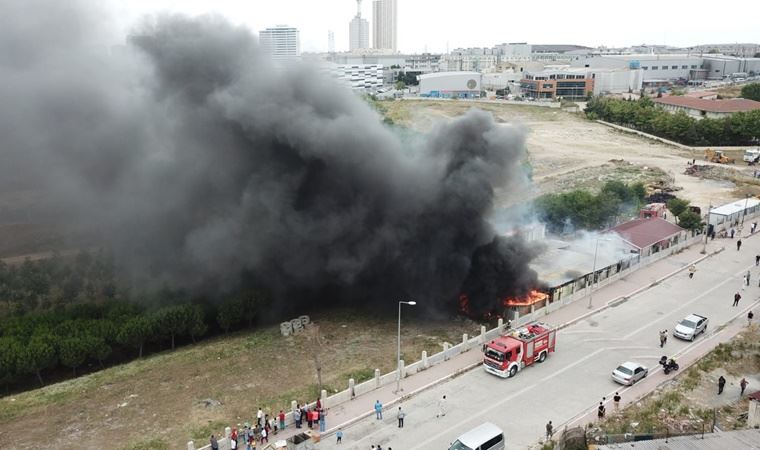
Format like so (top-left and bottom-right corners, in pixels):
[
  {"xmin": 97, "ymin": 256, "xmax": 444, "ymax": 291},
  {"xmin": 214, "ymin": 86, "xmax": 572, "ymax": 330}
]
[
  {"xmin": 672, "ymin": 65, "xmax": 678, "ymax": 69},
  {"xmin": 542, "ymin": 83, "xmax": 552, "ymax": 88},
  {"xmin": 642, "ymin": 66, "xmax": 648, "ymax": 70},
  {"xmin": 691, "ymin": 65, "xmax": 697, "ymax": 69},
  {"xmin": 652, "ymin": 66, "xmax": 658, "ymax": 70},
  {"xmin": 682, "ymin": 65, "xmax": 688, "ymax": 69}
]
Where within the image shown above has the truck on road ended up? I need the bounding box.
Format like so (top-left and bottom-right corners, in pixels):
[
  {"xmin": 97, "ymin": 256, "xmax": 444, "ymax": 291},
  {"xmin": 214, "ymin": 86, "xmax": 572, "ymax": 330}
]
[{"xmin": 483, "ymin": 321, "xmax": 556, "ymax": 378}]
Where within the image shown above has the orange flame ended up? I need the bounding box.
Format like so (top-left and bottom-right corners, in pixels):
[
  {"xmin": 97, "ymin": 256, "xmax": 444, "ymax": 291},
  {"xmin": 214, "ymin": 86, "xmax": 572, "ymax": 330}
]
[
  {"xmin": 503, "ymin": 289, "xmax": 548, "ymax": 307},
  {"xmin": 458, "ymin": 294, "xmax": 471, "ymax": 315}
]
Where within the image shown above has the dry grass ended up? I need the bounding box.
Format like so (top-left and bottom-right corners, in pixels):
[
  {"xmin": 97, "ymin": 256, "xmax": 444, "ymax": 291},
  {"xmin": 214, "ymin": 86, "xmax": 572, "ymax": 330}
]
[{"xmin": 0, "ymin": 309, "xmax": 479, "ymax": 450}]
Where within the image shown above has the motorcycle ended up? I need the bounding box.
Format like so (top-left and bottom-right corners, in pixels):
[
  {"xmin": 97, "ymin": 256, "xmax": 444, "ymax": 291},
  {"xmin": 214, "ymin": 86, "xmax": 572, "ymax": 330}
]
[{"xmin": 659, "ymin": 356, "xmax": 679, "ymax": 374}]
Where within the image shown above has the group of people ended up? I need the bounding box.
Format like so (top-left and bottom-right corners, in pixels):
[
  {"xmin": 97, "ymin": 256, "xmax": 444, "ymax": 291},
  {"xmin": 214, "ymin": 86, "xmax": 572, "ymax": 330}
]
[{"xmin": 294, "ymin": 398, "xmax": 329, "ymax": 432}]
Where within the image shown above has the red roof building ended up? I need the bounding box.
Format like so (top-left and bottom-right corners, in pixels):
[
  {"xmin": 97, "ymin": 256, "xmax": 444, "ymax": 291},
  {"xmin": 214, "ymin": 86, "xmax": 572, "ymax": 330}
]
[
  {"xmin": 609, "ymin": 217, "xmax": 687, "ymax": 256},
  {"xmin": 653, "ymin": 96, "xmax": 760, "ymax": 119}
]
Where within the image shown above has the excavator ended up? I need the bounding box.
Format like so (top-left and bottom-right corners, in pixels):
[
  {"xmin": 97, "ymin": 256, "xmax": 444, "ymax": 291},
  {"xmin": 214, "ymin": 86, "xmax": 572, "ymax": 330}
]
[{"xmin": 704, "ymin": 149, "xmax": 735, "ymax": 164}]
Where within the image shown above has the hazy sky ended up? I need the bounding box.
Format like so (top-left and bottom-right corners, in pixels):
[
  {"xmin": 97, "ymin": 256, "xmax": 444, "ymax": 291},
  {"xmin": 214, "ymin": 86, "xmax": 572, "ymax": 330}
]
[{"xmin": 111, "ymin": 0, "xmax": 758, "ymax": 53}]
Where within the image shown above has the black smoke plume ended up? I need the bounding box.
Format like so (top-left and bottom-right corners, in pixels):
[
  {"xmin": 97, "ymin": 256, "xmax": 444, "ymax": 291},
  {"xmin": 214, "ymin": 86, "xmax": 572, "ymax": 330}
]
[{"xmin": 0, "ymin": 1, "xmax": 539, "ymax": 315}]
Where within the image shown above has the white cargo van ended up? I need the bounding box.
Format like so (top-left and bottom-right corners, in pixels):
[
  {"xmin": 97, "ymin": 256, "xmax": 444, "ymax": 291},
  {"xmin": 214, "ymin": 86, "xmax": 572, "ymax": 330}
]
[{"xmin": 448, "ymin": 422, "xmax": 505, "ymax": 450}]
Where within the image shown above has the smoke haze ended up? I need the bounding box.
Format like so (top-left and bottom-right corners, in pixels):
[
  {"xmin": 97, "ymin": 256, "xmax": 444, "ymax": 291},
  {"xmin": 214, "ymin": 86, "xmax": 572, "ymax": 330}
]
[{"xmin": 0, "ymin": 1, "xmax": 538, "ymax": 314}]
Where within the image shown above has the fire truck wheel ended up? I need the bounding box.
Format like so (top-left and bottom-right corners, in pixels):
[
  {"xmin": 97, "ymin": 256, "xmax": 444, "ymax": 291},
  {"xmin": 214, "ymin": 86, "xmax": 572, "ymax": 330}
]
[
  {"xmin": 538, "ymin": 351, "xmax": 547, "ymax": 363},
  {"xmin": 509, "ymin": 366, "xmax": 518, "ymax": 378}
]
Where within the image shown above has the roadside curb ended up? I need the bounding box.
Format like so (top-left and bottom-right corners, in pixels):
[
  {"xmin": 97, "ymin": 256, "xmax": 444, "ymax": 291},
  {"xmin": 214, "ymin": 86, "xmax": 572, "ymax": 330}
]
[{"xmin": 557, "ymin": 246, "xmax": 725, "ymax": 331}]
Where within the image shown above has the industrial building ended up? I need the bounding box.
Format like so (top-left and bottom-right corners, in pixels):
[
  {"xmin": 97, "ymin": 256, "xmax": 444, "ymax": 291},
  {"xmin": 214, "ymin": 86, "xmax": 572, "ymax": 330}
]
[
  {"xmin": 418, "ymin": 72, "xmax": 482, "ymax": 98},
  {"xmin": 571, "ymin": 54, "xmax": 704, "ymax": 81},
  {"xmin": 703, "ymin": 55, "xmax": 760, "ymax": 79},
  {"xmin": 520, "ymin": 68, "xmax": 594, "ymax": 100},
  {"xmin": 653, "ymin": 96, "xmax": 760, "ymax": 119},
  {"xmin": 329, "ymin": 64, "xmax": 386, "ymax": 91}
]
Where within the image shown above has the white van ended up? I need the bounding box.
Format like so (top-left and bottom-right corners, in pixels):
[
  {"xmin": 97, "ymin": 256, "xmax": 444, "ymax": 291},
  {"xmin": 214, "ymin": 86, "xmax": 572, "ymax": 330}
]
[{"xmin": 448, "ymin": 422, "xmax": 505, "ymax": 450}]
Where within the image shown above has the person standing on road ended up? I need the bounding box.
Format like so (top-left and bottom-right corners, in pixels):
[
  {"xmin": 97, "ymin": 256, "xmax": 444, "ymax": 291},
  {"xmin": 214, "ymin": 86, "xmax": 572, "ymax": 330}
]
[
  {"xmin": 319, "ymin": 408, "xmax": 327, "ymax": 432},
  {"xmin": 436, "ymin": 395, "xmax": 447, "ymax": 418},
  {"xmin": 747, "ymin": 271, "xmax": 751, "ymax": 286},
  {"xmin": 257, "ymin": 407, "xmax": 263, "ymax": 427},
  {"xmin": 659, "ymin": 330, "xmax": 668, "ymax": 347},
  {"xmin": 294, "ymin": 406, "xmax": 302, "ymax": 429},
  {"xmin": 545, "ymin": 421, "xmax": 553, "ymax": 441},
  {"xmin": 688, "ymin": 265, "xmax": 696, "ymax": 279},
  {"xmin": 731, "ymin": 228, "xmax": 736, "ymax": 239},
  {"xmin": 597, "ymin": 402, "xmax": 606, "ymax": 419},
  {"xmin": 734, "ymin": 292, "xmax": 742, "ymax": 307},
  {"xmin": 374, "ymin": 400, "xmax": 383, "ymax": 420},
  {"xmin": 336, "ymin": 429, "xmax": 343, "ymax": 444},
  {"xmin": 756, "ymin": 255, "xmax": 760, "ymax": 266},
  {"xmin": 718, "ymin": 375, "xmax": 726, "ymax": 394},
  {"xmin": 397, "ymin": 406, "xmax": 405, "ymax": 428},
  {"xmin": 279, "ymin": 410, "xmax": 285, "ymax": 431},
  {"xmin": 613, "ymin": 392, "xmax": 621, "ymax": 411},
  {"xmin": 749, "ymin": 311, "xmax": 755, "ymax": 327},
  {"xmin": 210, "ymin": 435, "xmax": 219, "ymax": 450},
  {"xmin": 738, "ymin": 239, "xmax": 743, "ymax": 251}
]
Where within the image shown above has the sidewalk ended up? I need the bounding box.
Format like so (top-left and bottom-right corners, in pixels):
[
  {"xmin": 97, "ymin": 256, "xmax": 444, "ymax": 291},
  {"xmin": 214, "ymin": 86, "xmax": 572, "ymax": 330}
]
[{"xmin": 203, "ymin": 237, "xmax": 727, "ymax": 449}]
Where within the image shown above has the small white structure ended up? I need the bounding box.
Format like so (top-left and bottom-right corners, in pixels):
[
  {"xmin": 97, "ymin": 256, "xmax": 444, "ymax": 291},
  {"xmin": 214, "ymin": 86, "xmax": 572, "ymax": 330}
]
[{"xmin": 708, "ymin": 198, "xmax": 760, "ymax": 232}]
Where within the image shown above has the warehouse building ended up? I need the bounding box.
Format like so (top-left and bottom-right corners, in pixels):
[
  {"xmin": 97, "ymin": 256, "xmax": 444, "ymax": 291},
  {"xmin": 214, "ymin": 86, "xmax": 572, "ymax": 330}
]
[{"xmin": 418, "ymin": 72, "xmax": 482, "ymax": 98}]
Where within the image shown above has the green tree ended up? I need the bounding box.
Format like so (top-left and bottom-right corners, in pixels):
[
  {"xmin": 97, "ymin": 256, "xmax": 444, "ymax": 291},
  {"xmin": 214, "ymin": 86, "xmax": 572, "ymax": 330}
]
[
  {"xmin": 58, "ymin": 337, "xmax": 88, "ymax": 376},
  {"xmin": 117, "ymin": 316, "xmax": 154, "ymax": 358},
  {"xmin": 395, "ymin": 80, "xmax": 406, "ymax": 91},
  {"xmin": 666, "ymin": 198, "xmax": 690, "ymax": 221},
  {"xmin": 154, "ymin": 306, "xmax": 188, "ymax": 350},
  {"xmin": 184, "ymin": 305, "xmax": 207, "ymax": 343},
  {"xmin": 18, "ymin": 334, "xmax": 57, "ymax": 386},
  {"xmin": 0, "ymin": 337, "xmax": 22, "ymax": 389},
  {"xmin": 677, "ymin": 210, "xmax": 703, "ymax": 231},
  {"xmin": 85, "ymin": 335, "xmax": 112, "ymax": 368},
  {"xmin": 740, "ymin": 83, "xmax": 760, "ymax": 102},
  {"xmin": 216, "ymin": 298, "xmax": 243, "ymax": 334}
]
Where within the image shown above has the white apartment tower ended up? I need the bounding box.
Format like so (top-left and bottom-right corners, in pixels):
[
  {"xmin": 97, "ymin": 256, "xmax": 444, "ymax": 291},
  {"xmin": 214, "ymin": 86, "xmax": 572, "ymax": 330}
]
[
  {"xmin": 259, "ymin": 25, "xmax": 300, "ymax": 61},
  {"xmin": 349, "ymin": 0, "xmax": 370, "ymax": 51},
  {"xmin": 372, "ymin": 0, "xmax": 397, "ymax": 53}
]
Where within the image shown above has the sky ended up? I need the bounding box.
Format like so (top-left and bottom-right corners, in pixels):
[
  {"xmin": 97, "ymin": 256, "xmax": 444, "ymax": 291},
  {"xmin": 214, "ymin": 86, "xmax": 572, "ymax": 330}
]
[{"xmin": 108, "ymin": 0, "xmax": 758, "ymax": 54}]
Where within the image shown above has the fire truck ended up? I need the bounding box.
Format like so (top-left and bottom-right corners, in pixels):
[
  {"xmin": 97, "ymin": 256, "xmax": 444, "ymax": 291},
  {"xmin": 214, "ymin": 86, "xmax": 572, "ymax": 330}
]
[{"xmin": 483, "ymin": 321, "xmax": 556, "ymax": 378}]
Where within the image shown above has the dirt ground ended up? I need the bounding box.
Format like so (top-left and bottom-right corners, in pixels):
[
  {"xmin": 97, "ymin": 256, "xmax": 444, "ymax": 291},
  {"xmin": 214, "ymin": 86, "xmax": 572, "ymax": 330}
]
[
  {"xmin": 385, "ymin": 100, "xmax": 746, "ymax": 211},
  {"xmin": 0, "ymin": 310, "xmax": 480, "ymax": 450}
]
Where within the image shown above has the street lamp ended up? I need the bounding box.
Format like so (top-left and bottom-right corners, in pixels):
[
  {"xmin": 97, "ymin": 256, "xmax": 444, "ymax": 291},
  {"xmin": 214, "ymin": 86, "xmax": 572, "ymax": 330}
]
[
  {"xmin": 588, "ymin": 237, "xmax": 611, "ymax": 309},
  {"xmin": 741, "ymin": 194, "xmax": 750, "ymax": 227},
  {"xmin": 396, "ymin": 301, "xmax": 417, "ymax": 393}
]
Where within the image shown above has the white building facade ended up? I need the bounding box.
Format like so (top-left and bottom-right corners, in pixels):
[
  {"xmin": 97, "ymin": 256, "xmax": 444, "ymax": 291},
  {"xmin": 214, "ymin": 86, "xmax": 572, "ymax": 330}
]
[
  {"xmin": 259, "ymin": 25, "xmax": 300, "ymax": 61},
  {"xmin": 331, "ymin": 64, "xmax": 385, "ymax": 91},
  {"xmin": 418, "ymin": 72, "xmax": 482, "ymax": 98},
  {"xmin": 372, "ymin": 0, "xmax": 397, "ymax": 52}
]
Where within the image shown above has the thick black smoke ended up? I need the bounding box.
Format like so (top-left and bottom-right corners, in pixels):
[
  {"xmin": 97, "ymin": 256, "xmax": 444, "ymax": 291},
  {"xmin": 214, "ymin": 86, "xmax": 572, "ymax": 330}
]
[{"xmin": 0, "ymin": 1, "xmax": 539, "ymax": 314}]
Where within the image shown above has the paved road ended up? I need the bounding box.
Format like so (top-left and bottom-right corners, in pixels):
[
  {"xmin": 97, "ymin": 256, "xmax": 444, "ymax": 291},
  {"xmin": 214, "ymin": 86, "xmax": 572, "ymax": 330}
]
[{"xmin": 316, "ymin": 240, "xmax": 760, "ymax": 450}]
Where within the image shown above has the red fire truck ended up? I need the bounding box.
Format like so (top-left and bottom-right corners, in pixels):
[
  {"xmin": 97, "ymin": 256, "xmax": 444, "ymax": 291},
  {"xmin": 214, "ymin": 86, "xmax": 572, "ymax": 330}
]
[{"xmin": 483, "ymin": 321, "xmax": 556, "ymax": 378}]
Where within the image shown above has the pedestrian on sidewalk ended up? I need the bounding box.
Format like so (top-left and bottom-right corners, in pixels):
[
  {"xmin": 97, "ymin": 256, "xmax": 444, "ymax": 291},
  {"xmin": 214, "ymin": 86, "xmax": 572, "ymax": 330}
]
[
  {"xmin": 294, "ymin": 406, "xmax": 302, "ymax": 429},
  {"xmin": 734, "ymin": 292, "xmax": 742, "ymax": 307},
  {"xmin": 319, "ymin": 408, "xmax": 326, "ymax": 432},
  {"xmin": 741, "ymin": 378, "xmax": 749, "ymax": 396},
  {"xmin": 613, "ymin": 392, "xmax": 621, "ymax": 411},
  {"xmin": 257, "ymin": 407, "xmax": 263, "ymax": 427},
  {"xmin": 688, "ymin": 264, "xmax": 696, "ymax": 279},
  {"xmin": 397, "ymin": 406, "xmax": 405, "ymax": 428},
  {"xmin": 718, "ymin": 375, "xmax": 726, "ymax": 394},
  {"xmin": 756, "ymin": 255, "xmax": 760, "ymax": 266},
  {"xmin": 336, "ymin": 429, "xmax": 343, "ymax": 444},
  {"xmin": 744, "ymin": 274, "xmax": 749, "ymax": 288},
  {"xmin": 659, "ymin": 329, "xmax": 668, "ymax": 347},
  {"xmin": 545, "ymin": 420, "xmax": 553, "ymax": 441},
  {"xmin": 436, "ymin": 395, "xmax": 447, "ymax": 418},
  {"xmin": 747, "ymin": 270, "xmax": 752, "ymax": 286},
  {"xmin": 260, "ymin": 427, "xmax": 268, "ymax": 444},
  {"xmin": 597, "ymin": 401, "xmax": 606, "ymax": 419},
  {"xmin": 738, "ymin": 239, "xmax": 743, "ymax": 251},
  {"xmin": 278, "ymin": 410, "xmax": 285, "ymax": 431},
  {"xmin": 749, "ymin": 311, "xmax": 755, "ymax": 327},
  {"xmin": 731, "ymin": 228, "xmax": 736, "ymax": 238},
  {"xmin": 210, "ymin": 435, "xmax": 219, "ymax": 450},
  {"xmin": 374, "ymin": 400, "xmax": 383, "ymax": 420}
]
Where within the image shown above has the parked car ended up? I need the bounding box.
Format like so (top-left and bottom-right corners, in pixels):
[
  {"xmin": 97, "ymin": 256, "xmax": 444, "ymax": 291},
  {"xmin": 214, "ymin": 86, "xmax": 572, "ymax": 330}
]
[
  {"xmin": 673, "ymin": 314, "xmax": 708, "ymax": 341},
  {"xmin": 612, "ymin": 361, "xmax": 648, "ymax": 385}
]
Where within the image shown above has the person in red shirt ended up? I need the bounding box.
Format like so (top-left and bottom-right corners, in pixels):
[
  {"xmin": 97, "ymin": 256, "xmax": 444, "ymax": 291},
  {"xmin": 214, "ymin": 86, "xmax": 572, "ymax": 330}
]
[{"xmin": 279, "ymin": 410, "xmax": 286, "ymax": 431}]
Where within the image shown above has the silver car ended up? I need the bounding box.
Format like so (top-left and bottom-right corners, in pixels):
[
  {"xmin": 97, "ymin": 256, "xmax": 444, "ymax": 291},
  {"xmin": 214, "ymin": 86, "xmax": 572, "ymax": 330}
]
[
  {"xmin": 612, "ymin": 361, "xmax": 648, "ymax": 385},
  {"xmin": 673, "ymin": 314, "xmax": 708, "ymax": 341}
]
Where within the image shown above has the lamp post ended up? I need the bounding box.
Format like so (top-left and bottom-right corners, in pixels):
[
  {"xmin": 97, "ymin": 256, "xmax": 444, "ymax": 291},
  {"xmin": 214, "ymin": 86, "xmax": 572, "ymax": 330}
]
[
  {"xmin": 396, "ymin": 301, "xmax": 416, "ymax": 393},
  {"xmin": 702, "ymin": 202, "xmax": 712, "ymax": 254},
  {"xmin": 741, "ymin": 194, "xmax": 750, "ymax": 227},
  {"xmin": 588, "ymin": 238, "xmax": 610, "ymax": 309}
]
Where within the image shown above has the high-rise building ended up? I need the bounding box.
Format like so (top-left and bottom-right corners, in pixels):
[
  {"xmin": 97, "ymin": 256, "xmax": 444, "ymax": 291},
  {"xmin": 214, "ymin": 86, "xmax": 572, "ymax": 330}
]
[
  {"xmin": 259, "ymin": 25, "xmax": 300, "ymax": 61},
  {"xmin": 349, "ymin": 0, "xmax": 370, "ymax": 51},
  {"xmin": 328, "ymin": 30, "xmax": 336, "ymax": 53},
  {"xmin": 372, "ymin": 0, "xmax": 397, "ymax": 53}
]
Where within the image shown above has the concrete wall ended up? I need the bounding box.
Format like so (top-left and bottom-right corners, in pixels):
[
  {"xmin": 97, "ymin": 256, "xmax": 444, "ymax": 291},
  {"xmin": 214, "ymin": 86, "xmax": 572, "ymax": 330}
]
[{"xmin": 591, "ymin": 69, "xmax": 643, "ymax": 95}]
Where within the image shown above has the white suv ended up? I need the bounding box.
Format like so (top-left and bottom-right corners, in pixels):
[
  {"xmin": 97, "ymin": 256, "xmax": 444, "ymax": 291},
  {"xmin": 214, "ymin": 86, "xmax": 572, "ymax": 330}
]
[{"xmin": 673, "ymin": 314, "xmax": 708, "ymax": 341}]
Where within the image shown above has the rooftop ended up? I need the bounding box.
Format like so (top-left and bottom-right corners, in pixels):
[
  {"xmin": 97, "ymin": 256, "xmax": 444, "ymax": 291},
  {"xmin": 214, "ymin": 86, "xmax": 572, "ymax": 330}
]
[
  {"xmin": 418, "ymin": 71, "xmax": 481, "ymax": 80},
  {"xmin": 653, "ymin": 96, "xmax": 760, "ymax": 113},
  {"xmin": 595, "ymin": 428, "xmax": 760, "ymax": 449},
  {"xmin": 710, "ymin": 198, "xmax": 760, "ymax": 216},
  {"xmin": 609, "ymin": 218, "xmax": 684, "ymax": 250}
]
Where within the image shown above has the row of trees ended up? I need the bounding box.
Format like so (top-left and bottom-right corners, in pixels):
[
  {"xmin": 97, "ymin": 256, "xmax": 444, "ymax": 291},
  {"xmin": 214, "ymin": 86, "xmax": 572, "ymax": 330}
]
[
  {"xmin": 0, "ymin": 251, "xmax": 271, "ymax": 391},
  {"xmin": 536, "ymin": 181, "xmax": 646, "ymax": 233},
  {"xmin": 585, "ymin": 95, "xmax": 760, "ymax": 146}
]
